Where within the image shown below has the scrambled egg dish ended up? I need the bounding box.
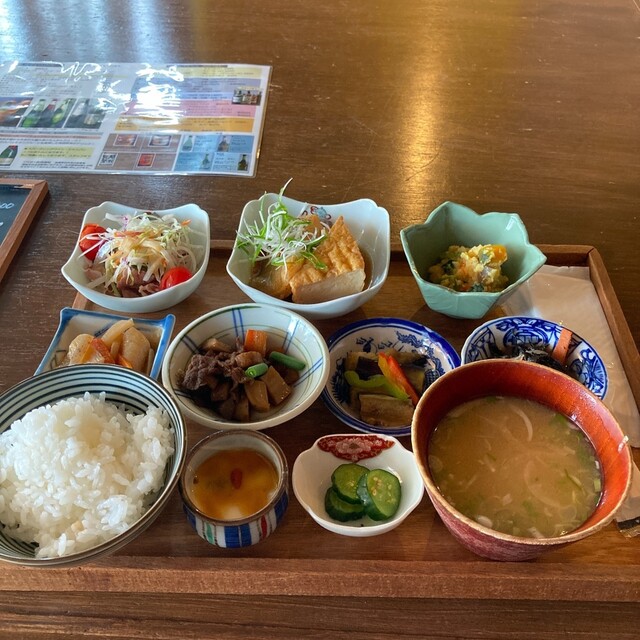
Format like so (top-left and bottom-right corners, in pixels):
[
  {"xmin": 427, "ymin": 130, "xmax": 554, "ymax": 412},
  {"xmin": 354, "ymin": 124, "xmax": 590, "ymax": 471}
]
[{"xmin": 428, "ymin": 244, "xmax": 509, "ymax": 292}]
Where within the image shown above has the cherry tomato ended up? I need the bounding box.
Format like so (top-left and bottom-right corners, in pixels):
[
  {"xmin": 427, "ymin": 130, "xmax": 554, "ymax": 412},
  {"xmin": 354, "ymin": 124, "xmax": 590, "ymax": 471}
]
[
  {"xmin": 78, "ymin": 223, "xmax": 106, "ymax": 261},
  {"xmin": 160, "ymin": 266, "xmax": 192, "ymax": 290}
]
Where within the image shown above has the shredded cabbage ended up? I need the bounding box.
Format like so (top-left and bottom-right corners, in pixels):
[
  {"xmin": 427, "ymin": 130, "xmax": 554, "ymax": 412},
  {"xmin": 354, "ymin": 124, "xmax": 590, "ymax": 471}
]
[{"xmin": 84, "ymin": 211, "xmax": 201, "ymax": 296}]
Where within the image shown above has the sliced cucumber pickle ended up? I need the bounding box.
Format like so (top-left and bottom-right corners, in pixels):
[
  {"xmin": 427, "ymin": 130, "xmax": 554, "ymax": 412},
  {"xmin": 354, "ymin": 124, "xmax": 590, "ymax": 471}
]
[
  {"xmin": 331, "ymin": 463, "xmax": 369, "ymax": 504},
  {"xmin": 357, "ymin": 469, "xmax": 401, "ymax": 521},
  {"xmin": 324, "ymin": 487, "xmax": 367, "ymax": 522}
]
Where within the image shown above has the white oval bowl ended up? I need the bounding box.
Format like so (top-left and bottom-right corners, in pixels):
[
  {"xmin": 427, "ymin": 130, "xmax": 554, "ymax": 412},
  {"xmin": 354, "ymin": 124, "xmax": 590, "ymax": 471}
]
[{"xmin": 61, "ymin": 201, "xmax": 210, "ymax": 313}]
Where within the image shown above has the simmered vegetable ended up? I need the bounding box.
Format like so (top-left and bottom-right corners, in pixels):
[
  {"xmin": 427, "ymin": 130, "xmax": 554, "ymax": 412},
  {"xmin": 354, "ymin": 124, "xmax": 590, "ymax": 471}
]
[
  {"xmin": 343, "ymin": 349, "xmax": 432, "ymax": 428},
  {"xmin": 178, "ymin": 331, "xmax": 305, "ymax": 422},
  {"xmin": 60, "ymin": 319, "xmax": 153, "ymax": 374}
]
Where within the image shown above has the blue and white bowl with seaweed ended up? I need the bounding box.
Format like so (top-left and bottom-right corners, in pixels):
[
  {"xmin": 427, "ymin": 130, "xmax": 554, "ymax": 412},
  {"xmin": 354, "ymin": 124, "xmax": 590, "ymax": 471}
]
[
  {"xmin": 461, "ymin": 316, "xmax": 608, "ymax": 399},
  {"xmin": 321, "ymin": 317, "xmax": 460, "ymax": 437}
]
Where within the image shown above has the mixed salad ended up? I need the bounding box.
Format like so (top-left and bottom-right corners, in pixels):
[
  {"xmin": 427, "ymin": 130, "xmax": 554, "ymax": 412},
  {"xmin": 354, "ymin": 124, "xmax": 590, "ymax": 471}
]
[{"xmin": 78, "ymin": 211, "xmax": 203, "ymax": 298}]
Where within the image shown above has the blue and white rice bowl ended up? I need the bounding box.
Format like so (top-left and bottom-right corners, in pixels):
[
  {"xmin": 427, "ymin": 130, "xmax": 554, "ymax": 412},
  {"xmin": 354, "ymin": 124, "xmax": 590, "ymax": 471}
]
[
  {"xmin": 179, "ymin": 430, "xmax": 289, "ymax": 548},
  {"xmin": 0, "ymin": 364, "xmax": 186, "ymax": 567},
  {"xmin": 321, "ymin": 317, "xmax": 461, "ymax": 436},
  {"xmin": 461, "ymin": 315, "xmax": 608, "ymax": 399},
  {"xmin": 161, "ymin": 303, "xmax": 330, "ymax": 431}
]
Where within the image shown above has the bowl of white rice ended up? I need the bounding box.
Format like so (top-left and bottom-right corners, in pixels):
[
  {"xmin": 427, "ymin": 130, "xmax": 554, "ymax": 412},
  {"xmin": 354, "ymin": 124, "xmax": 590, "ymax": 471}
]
[{"xmin": 0, "ymin": 364, "xmax": 186, "ymax": 567}]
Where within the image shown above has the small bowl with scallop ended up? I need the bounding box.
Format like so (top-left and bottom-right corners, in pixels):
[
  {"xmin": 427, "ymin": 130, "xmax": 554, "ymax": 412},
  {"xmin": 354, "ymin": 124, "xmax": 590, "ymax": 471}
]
[
  {"xmin": 226, "ymin": 187, "xmax": 390, "ymax": 320},
  {"xmin": 292, "ymin": 433, "xmax": 424, "ymax": 537},
  {"xmin": 0, "ymin": 364, "xmax": 186, "ymax": 567},
  {"xmin": 179, "ymin": 429, "xmax": 289, "ymax": 548},
  {"xmin": 400, "ymin": 201, "xmax": 547, "ymax": 319},
  {"xmin": 61, "ymin": 201, "xmax": 210, "ymax": 313},
  {"xmin": 461, "ymin": 315, "xmax": 608, "ymax": 400},
  {"xmin": 161, "ymin": 303, "xmax": 330, "ymax": 431},
  {"xmin": 321, "ymin": 317, "xmax": 460, "ymax": 437},
  {"xmin": 411, "ymin": 359, "xmax": 632, "ymax": 561}
]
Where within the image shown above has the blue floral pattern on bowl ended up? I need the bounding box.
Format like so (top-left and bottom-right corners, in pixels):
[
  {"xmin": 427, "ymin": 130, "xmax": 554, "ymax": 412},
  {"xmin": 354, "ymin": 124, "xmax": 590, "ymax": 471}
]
[
  {"xmin": 462, "ymin": 316, "xmax": 608, "ymax": 399},
  {"xmin": 321, "ymin": 317, "xmax": 460, "ymax": 436}
]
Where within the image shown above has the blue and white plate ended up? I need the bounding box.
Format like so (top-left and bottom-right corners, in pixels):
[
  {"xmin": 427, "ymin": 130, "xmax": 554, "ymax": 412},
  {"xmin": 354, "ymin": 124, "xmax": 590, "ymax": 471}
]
[
  {"xmin": 461, "ymin": 315, "xmax": 608, "ymax": 399},
  {"xmin": 36, "ymin": 307, "xmax": 175, "ymax": 379},
  {"xmin": 321, "ymin": 317, "xmax": 460, "ymax": 436}
]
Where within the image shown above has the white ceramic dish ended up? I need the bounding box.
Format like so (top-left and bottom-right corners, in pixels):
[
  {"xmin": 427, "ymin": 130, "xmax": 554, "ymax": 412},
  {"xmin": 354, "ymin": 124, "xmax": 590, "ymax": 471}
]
[
  {"xmin": 161, "ymin": 303, "xmax": 330, "ymax": 431},
  {"xmin": 61, "ymin": 201, "xmax": 210, "ymax": 313},
  {"xmin": 321, "ymin": 317, "xmax": 460, "ymax": 437},
  {"xmin": 292, "ymin": 433, "xmax": 424, "ymax": 537},
  {"xmin": 226, "ymin": 193, "xmax": 390, "ymax": 320},
  {"xmin": 461, "ymin": 315, "xmax": 608, "ymax": 399},
  {"xmin": 36, "ymin": 307, "xmax": 176, "ymax": 379}
]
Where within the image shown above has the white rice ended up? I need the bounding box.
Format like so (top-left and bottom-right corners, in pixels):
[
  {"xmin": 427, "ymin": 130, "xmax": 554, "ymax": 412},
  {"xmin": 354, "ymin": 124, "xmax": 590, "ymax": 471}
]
[{"xmin": 0, "ymin": 392, "xmax": 174, "ymax": 558}]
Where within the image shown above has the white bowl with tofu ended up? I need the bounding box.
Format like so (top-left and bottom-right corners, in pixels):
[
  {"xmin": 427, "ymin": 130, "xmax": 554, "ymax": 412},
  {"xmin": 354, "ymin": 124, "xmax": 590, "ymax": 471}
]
[
  {"xmin": 321, "ymin": 317, "xmax": 461, "ymax": 437},
  {"xmin": 226, "ymin": 192, "xmax": 390, "ymax": 320},
  {"xmin": 161, "ymin": 303, "xmax": 330, "ymax": 431}
]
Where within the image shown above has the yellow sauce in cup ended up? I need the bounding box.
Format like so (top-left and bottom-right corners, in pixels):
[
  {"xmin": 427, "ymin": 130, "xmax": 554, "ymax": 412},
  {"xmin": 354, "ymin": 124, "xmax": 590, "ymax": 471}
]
[{"xmin": 187, "ymin": 448, "xmax": 278, "ymax": 520}]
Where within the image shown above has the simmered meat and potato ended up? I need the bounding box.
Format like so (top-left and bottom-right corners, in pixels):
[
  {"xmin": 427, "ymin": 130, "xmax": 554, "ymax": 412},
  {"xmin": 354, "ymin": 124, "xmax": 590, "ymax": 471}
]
[{"xmin": 178, "ymin": 329, "xmax": 305, "ymax": 422}]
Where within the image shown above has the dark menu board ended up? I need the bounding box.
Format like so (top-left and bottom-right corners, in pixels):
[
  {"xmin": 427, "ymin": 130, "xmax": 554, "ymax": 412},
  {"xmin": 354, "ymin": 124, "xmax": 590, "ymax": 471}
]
[
  {"xmin": 0, "ymin": 179, "xmax": 48, "ymax": 282},
  {"xmin": 0, "ymin": 185, "xmax": 30, "ymax": 245}
]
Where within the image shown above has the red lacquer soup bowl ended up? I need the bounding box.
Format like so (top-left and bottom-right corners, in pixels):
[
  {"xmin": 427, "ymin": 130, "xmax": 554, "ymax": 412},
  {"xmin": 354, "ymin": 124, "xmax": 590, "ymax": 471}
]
[{"xmin": 411, "ymin": 359, "xmax": 633, "ymax": 561}]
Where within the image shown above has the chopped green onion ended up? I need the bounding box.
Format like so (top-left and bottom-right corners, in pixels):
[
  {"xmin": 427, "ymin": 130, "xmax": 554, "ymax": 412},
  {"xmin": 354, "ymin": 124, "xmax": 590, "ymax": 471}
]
[
  {"xmin": 235, "ymin": 179, "xmax": 329, "ymax": 270},
  {"xmin": 245, "ymin": 363, "xmax": 268, "ymax": 378},
  {"xmin": 269, "ymin": 351, "xmax": 306, "ymax": 371}
]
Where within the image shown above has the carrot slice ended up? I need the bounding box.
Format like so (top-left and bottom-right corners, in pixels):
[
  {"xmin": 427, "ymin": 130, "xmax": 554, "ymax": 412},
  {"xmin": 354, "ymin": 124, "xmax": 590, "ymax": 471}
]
[
  {"xmin": 377, "ymin": 353, "xmax": 420, "ymax": 406},
  {"xmin": 116, "ymin": 354, "xmax": 134, "ymax": 369},
  {"xmin": 551, "ymin": 327, "xmax": 573, "ymax": 365},
  {"xmin": 244, "ymin": 329, "xmax": 268, "ymax": 357},
  {"xmin": 80, "ymin": 338, "xmax": 116, "ymax": 365}
]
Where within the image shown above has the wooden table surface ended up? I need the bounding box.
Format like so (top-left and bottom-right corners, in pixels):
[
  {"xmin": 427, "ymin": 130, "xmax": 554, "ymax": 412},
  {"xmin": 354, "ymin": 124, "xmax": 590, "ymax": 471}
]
[{"xmin": 1, "ymin": 1, "xmax": 639, "ymax": 638}]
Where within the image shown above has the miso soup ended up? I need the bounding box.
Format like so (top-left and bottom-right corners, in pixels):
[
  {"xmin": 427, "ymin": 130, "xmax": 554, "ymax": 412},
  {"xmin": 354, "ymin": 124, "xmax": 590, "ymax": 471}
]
[{"xmin": 428, "ymin": 396, "xmax": 602, "ymax": 538}]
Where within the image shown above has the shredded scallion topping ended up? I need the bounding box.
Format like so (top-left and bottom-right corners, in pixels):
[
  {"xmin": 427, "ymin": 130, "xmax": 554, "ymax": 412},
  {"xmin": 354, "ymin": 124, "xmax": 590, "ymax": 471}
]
[{"xmin": 235, "ymin": 180, "xmax": 328, "ymax": 270}]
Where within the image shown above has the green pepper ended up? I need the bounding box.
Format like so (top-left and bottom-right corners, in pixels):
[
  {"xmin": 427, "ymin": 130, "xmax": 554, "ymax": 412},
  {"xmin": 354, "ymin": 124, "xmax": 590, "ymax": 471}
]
[{"xmin": 344, "ymin": 370, "xmax": 409, "ymax": 400}]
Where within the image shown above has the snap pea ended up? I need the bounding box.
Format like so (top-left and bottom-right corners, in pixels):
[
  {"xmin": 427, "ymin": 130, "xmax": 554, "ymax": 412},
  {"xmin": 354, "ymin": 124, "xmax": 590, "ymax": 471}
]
[
  {"xmin": 244, "ymin": 362, "xmax": 268, "ymax": 378},
  {"xmin": 269, "ymin": 350, "xmax": 306, "ymax": 371}
]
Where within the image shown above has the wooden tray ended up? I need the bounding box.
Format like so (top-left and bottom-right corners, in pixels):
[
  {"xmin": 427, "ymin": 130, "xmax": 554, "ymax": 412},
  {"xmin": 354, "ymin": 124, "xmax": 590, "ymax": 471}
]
[{"xmin": 5, "ymin": 245, "xmax": 640, "ymax": 602}]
